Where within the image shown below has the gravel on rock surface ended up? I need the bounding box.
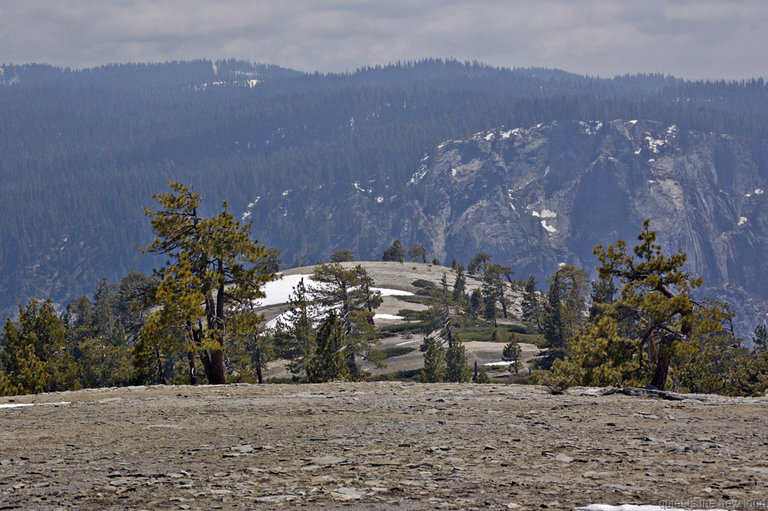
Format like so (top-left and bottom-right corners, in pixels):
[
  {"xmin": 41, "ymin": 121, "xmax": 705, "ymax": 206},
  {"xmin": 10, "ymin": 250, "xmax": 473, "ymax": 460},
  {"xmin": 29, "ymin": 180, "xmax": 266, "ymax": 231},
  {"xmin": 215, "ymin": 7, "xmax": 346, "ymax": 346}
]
[{"xmin": 1, "ymin": 383, "xmax": 766, "ymax": 510}]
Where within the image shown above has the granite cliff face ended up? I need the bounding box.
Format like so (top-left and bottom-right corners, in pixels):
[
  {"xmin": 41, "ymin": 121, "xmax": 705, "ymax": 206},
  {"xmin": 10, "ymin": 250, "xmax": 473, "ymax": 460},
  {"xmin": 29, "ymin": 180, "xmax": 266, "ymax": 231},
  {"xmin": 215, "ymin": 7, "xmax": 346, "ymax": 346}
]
[
  {"xmin": 245, "ymin": 119, "xmax": 767, "ymax": 332},
  {"xmin": 398, "ymin": 119, "xmax": 768, "ymax": 330}
]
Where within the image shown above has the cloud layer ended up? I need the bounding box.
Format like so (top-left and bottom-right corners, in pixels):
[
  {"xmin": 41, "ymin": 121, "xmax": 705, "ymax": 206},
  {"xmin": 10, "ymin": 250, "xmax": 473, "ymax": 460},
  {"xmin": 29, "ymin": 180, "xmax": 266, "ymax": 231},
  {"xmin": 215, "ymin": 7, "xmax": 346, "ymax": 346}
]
[{"xmin": 2, "ymin": 0, "xmax": 766, "ymax": 79}]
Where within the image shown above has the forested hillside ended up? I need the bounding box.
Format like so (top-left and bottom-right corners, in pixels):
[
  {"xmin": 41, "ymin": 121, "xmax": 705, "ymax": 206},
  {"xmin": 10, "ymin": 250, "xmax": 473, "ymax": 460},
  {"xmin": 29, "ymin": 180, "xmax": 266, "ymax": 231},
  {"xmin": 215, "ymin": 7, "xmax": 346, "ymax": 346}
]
[{"xmin": 1, "ymin": 58, "xmax": 767, "ymax": 320}]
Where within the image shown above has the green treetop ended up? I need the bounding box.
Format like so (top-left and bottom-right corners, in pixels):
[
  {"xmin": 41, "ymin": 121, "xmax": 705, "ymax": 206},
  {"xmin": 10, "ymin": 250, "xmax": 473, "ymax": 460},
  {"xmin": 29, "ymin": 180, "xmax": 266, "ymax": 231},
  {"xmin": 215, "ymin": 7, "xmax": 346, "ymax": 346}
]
[{"xmin": 137, "ymin": 181, "xmax": 276, "ymax": 385}]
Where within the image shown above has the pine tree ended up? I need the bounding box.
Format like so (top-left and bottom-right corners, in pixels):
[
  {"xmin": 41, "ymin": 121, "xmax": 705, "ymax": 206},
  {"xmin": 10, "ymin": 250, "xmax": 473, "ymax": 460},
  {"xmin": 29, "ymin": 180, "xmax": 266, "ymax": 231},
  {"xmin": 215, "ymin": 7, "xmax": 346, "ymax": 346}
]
[
  {"xmin": 589, "ymin": 275, "xmax": 617, "ymax": 320},
  {"xmin": 539, "ymin": 275, "xmax": 566, "ymax": 368},
  {"xmin": 330, "ymin": 249, "xmax": 354, "ymax": 263},
  {"xmin": 556, "ymin": 265, "xmax": 590, "ymax": 334},
  {"xmin": 138, "ymin": 182, "xmax": 276, "ymax": 385},
  {"xmin": 306, "ymin": 312, "xmax": 348, "ymax": 383},
  {"xmin": 407, "ymin": 243, "xmax": 428, "ymax": 263},
  {"xmin": 1, "ymin": 299, "xmax": 81, "ymax": 395},
  {"xmin": 549, "ymin": 220, "xmax": 737, "ymax": 392},
  {"xmin": 753, "ymin": 325, "xmax": 768, "ymax": 354},
  {"xmin": 468, "ymin": 288, "xmax": 483, "ymax": 318},
  {"xmin": 445, "ymin": 334, "xmax": 470, "ymax": 382},
  {"xmin": 452, "ymin": 265, "xmax": 467, "ymax": 302},
  {"xmin": 382, "ymin": 240, "xmax": 405, "ymax": 262},
  {"xmin": 467, "ymin": 253, "xmax": 491, "ymax": 275},
  {"xmin": 274, "ymin": 278, "xmax": 317, "ymax": 378},
  {"xmin": 503, "ymin": 335, "xmax": 522, "ymax": 374},
  {"xmin": 472, "ymin": 361, "xmax": 491, "ymax": 383},
  {"xmin": 419, "ymin": 335, "xmax": 445, "ymax": 383},
  {"xmin": 309, "ymin": 263, "xmax": 382, "ymax": 378},
  {"xmin": 521, "ymin": 276, "xmax": 540, "ymax": 330}
]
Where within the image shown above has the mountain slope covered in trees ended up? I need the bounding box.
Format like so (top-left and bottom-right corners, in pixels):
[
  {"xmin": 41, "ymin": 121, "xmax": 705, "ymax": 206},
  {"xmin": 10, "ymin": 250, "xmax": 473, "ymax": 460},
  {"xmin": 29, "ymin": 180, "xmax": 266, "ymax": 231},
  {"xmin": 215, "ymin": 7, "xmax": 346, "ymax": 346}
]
[{"xmin": 1, "ymin": 59, "xmax": 767, "ymax": 331}]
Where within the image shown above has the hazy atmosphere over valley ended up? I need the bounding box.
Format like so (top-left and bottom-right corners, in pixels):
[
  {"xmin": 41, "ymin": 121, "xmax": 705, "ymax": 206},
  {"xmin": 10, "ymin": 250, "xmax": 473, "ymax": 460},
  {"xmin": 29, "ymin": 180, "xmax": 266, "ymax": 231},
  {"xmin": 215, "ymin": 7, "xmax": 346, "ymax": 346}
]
[
  {"xmin": 3, "ymin": 1, "xmax": 768, "ymax": 80},
  {"xmin": 2, "ymin": 3, "xmax": 768, "ymax": 510}
]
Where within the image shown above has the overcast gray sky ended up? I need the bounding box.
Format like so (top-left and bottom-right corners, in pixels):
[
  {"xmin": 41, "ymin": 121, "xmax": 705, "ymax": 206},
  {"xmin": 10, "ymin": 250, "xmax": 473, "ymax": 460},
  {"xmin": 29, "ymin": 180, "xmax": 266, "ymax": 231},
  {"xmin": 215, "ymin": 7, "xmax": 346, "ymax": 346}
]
[{"xmin": 1, "ymin": 0, "xmax": 766, "ymax": 80}]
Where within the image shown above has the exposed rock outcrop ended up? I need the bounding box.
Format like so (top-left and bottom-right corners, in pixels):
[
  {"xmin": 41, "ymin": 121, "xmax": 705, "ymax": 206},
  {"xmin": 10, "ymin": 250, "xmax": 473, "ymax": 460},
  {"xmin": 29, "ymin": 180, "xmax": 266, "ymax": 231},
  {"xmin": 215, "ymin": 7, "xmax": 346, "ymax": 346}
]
[
  {"xmin": 246, "ymin": 120, "xmax": 767, "ymax": 334},
  {"xmin": 399, "ymin": 120, "xmax": 768, "ymax": 334}
]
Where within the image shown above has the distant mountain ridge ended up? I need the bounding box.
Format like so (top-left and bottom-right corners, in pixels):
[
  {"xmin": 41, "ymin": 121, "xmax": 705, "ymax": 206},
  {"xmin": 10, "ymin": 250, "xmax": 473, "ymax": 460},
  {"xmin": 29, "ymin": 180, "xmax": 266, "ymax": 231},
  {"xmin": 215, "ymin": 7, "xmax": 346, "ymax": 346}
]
[
  {"xmin": 241, "ymin": 119, "xmax": 768, "ymax": 334},
  {"xmin": 1, "ymin": 59, "xmax": 767, "ymax": 333},
  {"xmin": 405, "ymin": 120, "xmax": 768, "ymax": 334}
]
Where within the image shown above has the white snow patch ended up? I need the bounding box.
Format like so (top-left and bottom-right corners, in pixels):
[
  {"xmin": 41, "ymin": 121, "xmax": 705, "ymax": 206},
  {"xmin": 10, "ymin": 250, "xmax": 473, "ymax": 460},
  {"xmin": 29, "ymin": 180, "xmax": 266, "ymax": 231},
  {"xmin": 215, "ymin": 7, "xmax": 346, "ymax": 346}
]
[
  {"xmin": 635, "ymin": 148, "xmax": 642, "ymax": 155},
  {"xmin": 451, "ymin": 167, "xmax": 458, "ymax": 177},
  {"xmin": 484, "ymin": 132, "xmax": 495, "ymax": 141},
  {"xmin": 578, "ymin": 506, "xmax": 726, "ymax": 511},
  {"xmin": 1, "ymin": 401, "xmax": 71, "ymax": 409},
  {"xmin": 666, "ymin": 124, "xmax": 678, "ymax": 135},
  {"xmin": 644, "ymin": 134, "xmax": 665, "ymax": 154},
  {"xmin": 558, "ymin": 262, "xmax": 566, "ymax": 267},
  {"xmin": 648, "ymin": 158, "xmax": 656, "ymax": 163},
  {"xmin": 540, "ymin": 209, "xmax": 557, "ymax": 218},
  {"xmin": 541, "ymin": 220, "xmax": 557, "ymax": 233},
  {"xmin": 352, "ymin": 182, "xmax": 371, "ymax": 193},
  {"xmin": 281, "ymin": 189, "xmax": 291, "ymax": 197},
  {"xmin": 374, "ymin": 314, "xmax": 404, "ymax": 321},
  {"xmin": 579, "ymin": 121, "xmax": 602, "ymax": 135},
  {"xmin": 395, "ymin": 339, "xmax": 419, "ymax": 347},
  {"xmin": 501, "ymin": 130, "xmax": 514, "ymax": 139},
  {"xmin": 242, "ymin": 197, "xmax": 261, "ymax": 219},
  {"xmin": 256, "ymin": 275, "xmax": 307, "ymax": 306},
  {"xmin": 739, "ymin": 216, "xmax": 748, "ymax": 226},
  {"xmin": 544, "ymin": 166, "xmax": 550, "ymax": 176},
  {"xmin": 484, "ymin": 361, "xmax": 514, "ymax": 367},
  {"xmin": 755, "ymin": 188, "xmax": 764, "ymax": 195},
  {"xmin": 376, "ymin": 196, "xmax": 384, "ymax": 203},
  {"xmin": 372, "ymin": 287, "xmax": 414, "ymax": 297},
  {"xmin": 255, "ymin": 274, "xmax": 414, "ymax": 309},
  {"xmin": 409, "ymin": 167, "xmax": 428, "ymax": 184},
  {"xmin": 248, "ymin": 79, "xmax": 260, "ymax": 87},
  {"xmin": 265, "ymin": 315, "xmax": 284, "ymax": 329},
  {"xmin": 531, "ymin": 209, "xmax": 556, "ymax": 219},
  {"xmin": 628, "ymin": 120, "xmax": 638, "ymax": 125}
]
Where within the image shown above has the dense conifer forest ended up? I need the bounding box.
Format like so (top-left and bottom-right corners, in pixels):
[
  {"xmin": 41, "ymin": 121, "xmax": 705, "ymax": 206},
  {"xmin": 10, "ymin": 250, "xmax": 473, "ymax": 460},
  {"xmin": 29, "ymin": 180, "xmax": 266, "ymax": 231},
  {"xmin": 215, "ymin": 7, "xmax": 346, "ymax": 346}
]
[{"xmin": 2, "ymin": 59, "xmax": 767, "ymax": 317}]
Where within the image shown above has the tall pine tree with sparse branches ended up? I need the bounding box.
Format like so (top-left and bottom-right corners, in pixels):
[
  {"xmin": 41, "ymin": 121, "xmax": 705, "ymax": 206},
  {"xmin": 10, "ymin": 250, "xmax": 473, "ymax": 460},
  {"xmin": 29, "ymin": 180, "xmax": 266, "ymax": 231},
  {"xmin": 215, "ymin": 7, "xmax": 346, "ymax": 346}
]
[{"xmin": 138, "ymin": 181, "xmax": 276, "ymax": 385}]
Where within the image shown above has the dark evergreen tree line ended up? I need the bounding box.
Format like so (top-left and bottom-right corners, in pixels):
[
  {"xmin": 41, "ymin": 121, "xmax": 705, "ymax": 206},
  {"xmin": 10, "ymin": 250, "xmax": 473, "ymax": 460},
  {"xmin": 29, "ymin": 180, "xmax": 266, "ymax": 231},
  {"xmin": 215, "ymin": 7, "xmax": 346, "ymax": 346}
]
[{"xmin": 3, "ymin": 59, "xmax": 768, "ymax": 316}]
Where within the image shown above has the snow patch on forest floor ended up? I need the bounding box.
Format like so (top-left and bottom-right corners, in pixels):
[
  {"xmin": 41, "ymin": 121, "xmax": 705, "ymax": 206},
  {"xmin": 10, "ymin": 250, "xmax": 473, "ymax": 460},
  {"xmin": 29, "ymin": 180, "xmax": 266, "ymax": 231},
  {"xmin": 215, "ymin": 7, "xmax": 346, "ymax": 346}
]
[{"xmin": 255, "ymin": 274, "xmax": 414, "ymax": 308}]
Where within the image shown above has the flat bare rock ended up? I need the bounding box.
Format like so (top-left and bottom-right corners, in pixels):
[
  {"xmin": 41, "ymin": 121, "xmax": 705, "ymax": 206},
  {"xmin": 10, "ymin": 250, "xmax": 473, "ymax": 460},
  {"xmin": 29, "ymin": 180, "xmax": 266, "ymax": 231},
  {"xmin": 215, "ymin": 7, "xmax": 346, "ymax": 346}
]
[{"xmin": 1, "ymin": 382, "xmax": 766, "ymax": 509}]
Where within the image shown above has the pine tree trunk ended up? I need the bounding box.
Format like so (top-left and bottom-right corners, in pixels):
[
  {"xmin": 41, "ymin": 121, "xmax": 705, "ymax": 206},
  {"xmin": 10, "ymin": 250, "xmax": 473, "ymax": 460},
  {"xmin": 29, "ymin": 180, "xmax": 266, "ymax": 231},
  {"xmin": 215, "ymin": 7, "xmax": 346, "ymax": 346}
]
[
  {"xmin": 255, "ymin": 346, "xmax": 263, "ymax": 384},
  {"xmin": 155, "ymin": 346, "xmax": 167, "ymax": 385},
  {"xmin": 187, "ymin": 351, "xmax": 198, "ymax": 385},
  {"xmin": 346, "ymin": 349, "xmax": 358, "ymax": 379},
  {"xmin": 199, "ymin": 350, "xmax": 213, "ymax": 382},
  {"xmin": 650, "ymin": 351, "xmax": 671, "ymax": 390},
  {"xmin": 208, "ymin": 349, "xmax": 227, "ymax": 384}
]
